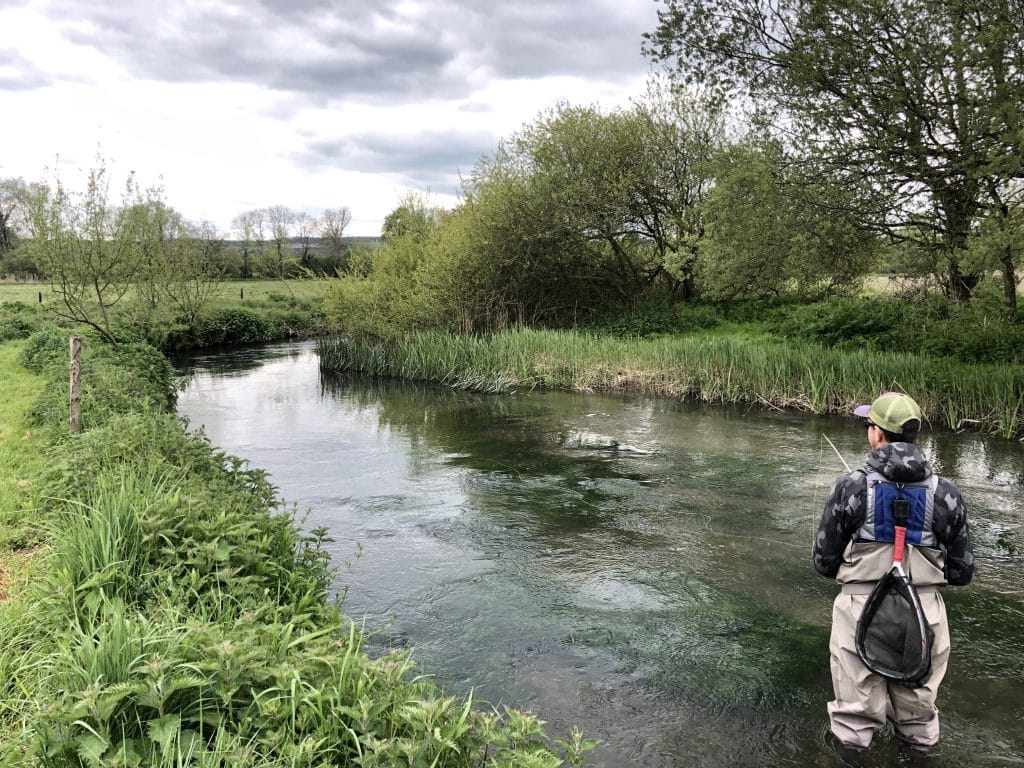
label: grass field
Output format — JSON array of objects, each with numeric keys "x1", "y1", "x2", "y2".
[
  {"x1": 0, "y1": 342, "x2": 47, "y2": 602},
  {"x1": 0, "y1": 278, "x2": 330, "y2": 305}
]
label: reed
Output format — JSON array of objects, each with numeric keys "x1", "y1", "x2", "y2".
[{"x1": 318, "y1": 329, "x2": 1024, "y2": 438}]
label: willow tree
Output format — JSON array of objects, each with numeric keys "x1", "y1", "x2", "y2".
[
  {"x1": 645, "y1": 0, "x2": 1024, "y2": 306},
  {"x1": 465, "y1": 90, "x2": 724, "y2": 311}
]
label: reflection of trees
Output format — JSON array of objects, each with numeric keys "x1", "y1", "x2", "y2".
[
  {"x1": 173, "y1": 342, "x2": 310, "y2": 378},
  {"x1": 925, "y1": 431, "x2": 1024, "y2": 487}
]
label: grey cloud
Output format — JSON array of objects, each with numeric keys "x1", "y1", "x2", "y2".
[
  {"x1": 0, "y1": 48, "x2": 55, "y2": 91},
  {"x1": 294, "y1": 129, "x2": 496, "y2": 191},
  {"x1": 42, "y1": 0, "x2": 653, "y2": 101}
]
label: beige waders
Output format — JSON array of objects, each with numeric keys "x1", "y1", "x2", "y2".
[{"x1": 827, "y1": 587, "x2": 950, "y2": 749}]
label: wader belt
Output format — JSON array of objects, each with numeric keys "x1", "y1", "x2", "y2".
[{"x1": 842, "y1": 583, "x2": 940, "y2": 595}]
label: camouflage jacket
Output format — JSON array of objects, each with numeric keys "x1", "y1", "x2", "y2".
[{"x1": 812, "y1": 443, "x2": 974, "y2": 586}]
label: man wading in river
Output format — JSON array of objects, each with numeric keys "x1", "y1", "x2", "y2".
[{"x1": 812, "y1": 392, "x2": 974, "y2": 764}]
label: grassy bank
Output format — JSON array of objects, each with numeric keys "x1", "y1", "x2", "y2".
[
  {"x1": 317, "y1": 328, "x2": 1024, "y2": 439},
  {"x1": 0, "y1": 331, "x2": 588, "y2": 767}
]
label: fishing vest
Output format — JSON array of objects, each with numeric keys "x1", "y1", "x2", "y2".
[
  {"x1": 837, "y1": 470, "x2": 947, "y2": 587},
  {"x1": 857, "y1": 470, "x2": 939, "y2": 548}
]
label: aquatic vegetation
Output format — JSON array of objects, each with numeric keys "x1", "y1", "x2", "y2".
[{"x1": 317, "y1": 329, "x2": 1024, "y2": 438}]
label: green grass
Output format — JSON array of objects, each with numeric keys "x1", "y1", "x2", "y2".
[
  {"x1": 0, "y1": 342, "x2": 48, "y2": 600},
  {"x1": 0, "y1": 279, "x2": 329, "y2": 306},
  {"x1": 318, "y1": 328, "x2": 1024, "y2": 438}
]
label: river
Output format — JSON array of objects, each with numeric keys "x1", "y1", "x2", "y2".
[{"x1": 174, "y1": 340, "x2": 1024, "y2": 768}]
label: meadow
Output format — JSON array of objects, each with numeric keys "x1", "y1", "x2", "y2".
[{"x1": 0, "y1": 279, "x2": 329, "y2": 306}]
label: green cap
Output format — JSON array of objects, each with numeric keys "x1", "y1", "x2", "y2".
[{"x1": 853, "y1": 392, "x2": 922, "y2": 434}]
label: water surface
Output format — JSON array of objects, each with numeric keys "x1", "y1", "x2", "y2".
[{"x1": 175, "y1": 340, "x2": 1024, "y2": 768}]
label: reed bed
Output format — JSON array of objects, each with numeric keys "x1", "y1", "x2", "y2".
[{"x1": 318, "y1": 329, "x2": 1024, "y2": 439}]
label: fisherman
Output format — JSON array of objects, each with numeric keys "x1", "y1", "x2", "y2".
[{"x1": 812, "y1": 392, "x2": 974, "y2": 762}]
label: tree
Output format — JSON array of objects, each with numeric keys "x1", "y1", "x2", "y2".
[
  {"x1": 293, "y1": 211, "x2": 315, "y2": 268},
  {"x1": 700, "y1": 138, "x2": 879, "y2": 298},
  {"x1": 381, "y1": 192, "x2": 443, "y2": 242},
  {"x1": 24, "y1": 160, "x2": 157, "y2": 344},
  {"x1": 466, "y1": 93, "x2": 723, "y2": 309},
  {"x1": 644, "y1": 0, "x2": 1024, "y2": 305},
  {"x1": 0, "y1": 177, "x2": 29, "y2": 257},
  {"x1": 125, "y1": 195, "x2": 178, "y2": 311},
  {"x1": 320, "y1": 206, "x2": 352, "y2": 259},
  {"x1": 262, "y1": 204, "x2": 294, "y2": 284},
  {"x1": 161, "y1": 218, "x2": 226, "y2": 325},
  {"x1": 231, "y1": 209, "x2": 261, "y2": 279}
]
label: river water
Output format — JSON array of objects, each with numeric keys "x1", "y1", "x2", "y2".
[{"x1": 174, "y1": 340, "x2": 1024, "y2": 768}]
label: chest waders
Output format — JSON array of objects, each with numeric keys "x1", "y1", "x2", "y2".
[{"x1": 854, "y1": 479, "x2": 935, "y2": 687}]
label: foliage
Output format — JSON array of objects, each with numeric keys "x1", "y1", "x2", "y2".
[
  {"x1": 644, "y1": 0, "x2": 1024, "y2": 307},
  {"x1": 0, "y1": 301, "x2": 47, "y2": 342},
  {"x1": 579, "y1": 299, "x2": 722, "y2": 338},
  {"x1": 0, "y1": 177, "x2": 30, "y2": 258},
  {"x1": 327, "y1": 90, "x2": 730, "y2": 339},
  {"x1": 770, "y1": 291, "x2": 1024, "y2": 366},
  {"x1": 699, "y1": 138, "x2": 879, "y2": 298},
  {"x1": 23, "y1": 160, "x2": 154, "y2": 344},
  {"x1": 0, "y1": 336, "x2": 589, "y2": 767},
  {"x1": 22, "y1": 159, "x2": 229, "y2": 345},
  {"x1": 16, "y1": 329, "x2": 177, "y2": 436}
]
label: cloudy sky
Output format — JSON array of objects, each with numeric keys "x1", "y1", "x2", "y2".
[{"x1": 1, "y1": 0, "x2": 661, "y2": 236}]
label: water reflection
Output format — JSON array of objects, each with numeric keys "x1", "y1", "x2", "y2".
[{"x1": 176, "y1": 341, "x2": 1024, "y2": 768}]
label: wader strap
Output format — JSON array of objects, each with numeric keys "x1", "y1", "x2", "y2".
[{"x1": 842, "y1": 583, "x2": 939, "y2": 595}]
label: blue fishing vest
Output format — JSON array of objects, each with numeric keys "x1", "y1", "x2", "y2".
[{"x1": 856, "y1": 470, "x2": 939, "y2": 548}]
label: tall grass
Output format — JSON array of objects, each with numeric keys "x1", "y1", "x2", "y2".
[{"x1": 318, "y1": 328, "x2": 1024, "y2": 438}]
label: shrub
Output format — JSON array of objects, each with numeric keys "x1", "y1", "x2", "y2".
[
  {"x1": 0, "y1": 301, "x2": 47, "y2": 342},
  {"x1": 582, "y1": 300, "x2": 722, "y2": 338}
]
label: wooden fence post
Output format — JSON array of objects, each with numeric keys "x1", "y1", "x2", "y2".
[{"x1": 69, "y1": 336, "x2": 81, "y2": 434}]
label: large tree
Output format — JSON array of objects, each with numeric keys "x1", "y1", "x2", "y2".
[
  {"x1": 644, "y1": 0, "x2": 1024, "y2": 304},
  {"x1": 700, "y1": 138, "x2": 880, "y2": 298},
  {"x1": 470, "y1": 91, "x2": 724, "y2": 308}
]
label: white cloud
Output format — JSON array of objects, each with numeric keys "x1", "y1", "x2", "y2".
[{"x1": 1, "y1": 0, "x2": 659, "y2": 235}]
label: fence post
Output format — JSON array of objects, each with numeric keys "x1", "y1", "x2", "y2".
[{"x1": 69, "y1": 336, "x2": 81, "y2": 434}]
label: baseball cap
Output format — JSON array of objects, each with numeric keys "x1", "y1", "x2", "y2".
[{"x1": 853, "y1": 392, "x2": 922, "y2": 434}]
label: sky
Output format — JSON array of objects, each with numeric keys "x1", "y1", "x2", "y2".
[{"x1": 1, "y1": 0, "x2": 662, "y2": 237}]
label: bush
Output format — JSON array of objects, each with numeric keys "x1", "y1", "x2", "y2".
[
  {"x1": 19, "y1": 332, "x2": 177, "y2": 431},
  {"x1": 0, "y1": 301, "x2": 47, "y2": 342},
  {"x1": 769, "y1": 294, "x2": 1024, "y2": 365},
  {"x1": 17, "y1": 327, "x2": 68, "y2": 371},
  {"x1": 581, "y1": 300, "x2": 722, "y2": 338}
]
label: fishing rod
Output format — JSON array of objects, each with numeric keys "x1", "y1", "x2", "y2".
[{"x1": 822, "y1": 434, "x2": 851, "y2": 472}]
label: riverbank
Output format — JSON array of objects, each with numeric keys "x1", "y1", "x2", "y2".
[
  {"x1": 0, "y1": 332, "x2": 588, "y2": 766},
  {"x1": 317, "y1": 328, "x2": 1024, "y2": 439}
]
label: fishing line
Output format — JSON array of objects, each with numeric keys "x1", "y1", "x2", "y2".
[{"x1": 823, "y1": 434, "x2": 852, "y2": 472}]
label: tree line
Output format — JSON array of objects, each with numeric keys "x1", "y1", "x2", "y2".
[
  {"x1": 0, "y1": 163, "x2": 361, "y2": 342},
  {"x1": 324, "y1": 81, "x2": 1022, "y2": 341},
  {"x1": 0, "y1": 178, "x2": 359, "y2": 283}
]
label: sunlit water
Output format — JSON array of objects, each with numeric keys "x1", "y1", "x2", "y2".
[{"x1": 174, "y1": 340, "x2": 1024, "y2": 768}]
